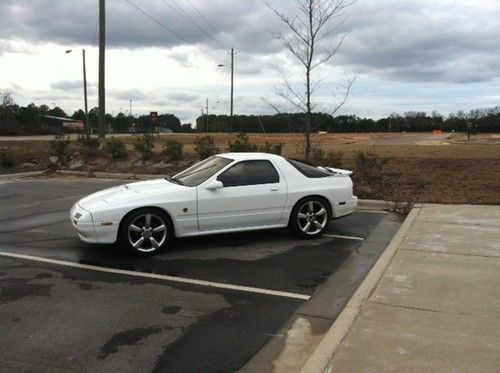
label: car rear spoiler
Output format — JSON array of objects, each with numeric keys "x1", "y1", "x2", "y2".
[{"x1": 317, "y1": 166, "x2": 353, "y2": 176}]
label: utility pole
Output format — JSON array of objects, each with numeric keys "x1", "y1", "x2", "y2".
[
  {"x1": 98, "y1": 0, "x2": 106, "y2": 137},
  {"x1": 217, "y1": 48, "x2": 235, "y2": 132},
  {"x1": 82, "y1": 49, "x2": 89, "y2": 135},
  {"x1": 205, "y1": 98, "x2": 209, "y2": 133},
  {"x1": 129, "y1": 99, "x2": 132, "y2": 116},
  {"x1": 200, "y1": 107, "x2": 204, "y2": 132},
  {"x1": 230, "y1": 47, "x2": 234, "y2": 132}
]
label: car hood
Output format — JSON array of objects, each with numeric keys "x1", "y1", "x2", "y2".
[{"x1": 78, "y1": 179, "x2": 185, "y2": 210}]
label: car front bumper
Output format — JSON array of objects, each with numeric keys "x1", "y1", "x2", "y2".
[{"x1": 70, "y1": 203, "x2": 118, "y2": 244}]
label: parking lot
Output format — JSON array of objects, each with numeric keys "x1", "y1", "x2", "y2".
[{"x1": 0, "y1": 177, "x2": 401, "y2": 372}]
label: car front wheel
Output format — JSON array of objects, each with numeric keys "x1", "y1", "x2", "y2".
[
  {"x1": 119, "y1": 208, "x2": 172, "y2": 256},
  {"x1": 290, "y1": 198, "x2": 330, "y2": 238}
]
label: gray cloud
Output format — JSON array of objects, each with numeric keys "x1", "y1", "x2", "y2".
[
  {"x1": 3, "y1": 0, "x2": 499, "y2": 84},
  {"x1": 108, "y1": 89, "x2": 200, "y2": 105},
  {"x1": 110, "y1": 88, "x2": 153, "y2": 101},
  {"x1": 333, "y1": 0, "x2": 500, "y2": 83},
  {"x1": 0, "y1": 38, "x2": 37, "y2": 56},
  {"x1": 50, "y1": 80, "x2": 97, "y2": 90},
  {"x1": 164, "y1": 91, "x2": 200, "y2": 103},
  {"x1": 0, "y1": 0, "x2": 277, "y2": 56},
  {"x1": 1, "y1": 0, "x2": 500, "y2": 123}
]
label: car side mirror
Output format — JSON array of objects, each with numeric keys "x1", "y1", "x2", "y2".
[{"x1": 205, "y1": 180, "x2": 223, "y2": 190}]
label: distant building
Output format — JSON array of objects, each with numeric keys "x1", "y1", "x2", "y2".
[
  {"x1": 157, "y1": 127, "x2": 173, "y2": 133},
  {"x1": 63, "y1": 120, "x2": 84, "y2": 132}
]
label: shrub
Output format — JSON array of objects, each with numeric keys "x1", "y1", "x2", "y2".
[
  {"x1": 77, "y1": 134, "x2": 101, "y2": 158},
  {"x1": 310, "y1": 148, "x2": 326, "y2": 166},
  {"x1": 228, "y1": 133, "x2": 257, "y2": 152},
  {"x1": 310, "y1": 148, "x2": 343, "y2": 168},
  {"x1": 104, "y1": 137, "x2": 127, "y2": 160},
  {"x1": 194, "y1": 135, "x2": 219, "y2": 159},
  {"x1": 257, "y1": 141, "x2": 284, "y2": 155},
  {"x1": 162, "y1": 139, "x2": 184, "y2": 161},
  {"x1": 51, "y1": 134, "x2": 71, "y2": 158},
  {"x1": 354, "y1": 150, "x2": 388, "y2": 182},
  {"x1": 228, "y1": 133, "x2": 284, "y2": 155},
  {"x1": 325, "y1": 150, "x2": 343, "y2": 168},
  {"x1": 0, "y1": 149, "x2": 14, "y2": 168},
  {"x1": 134, "y1": 133, "x2": 156, "y2": 161}
]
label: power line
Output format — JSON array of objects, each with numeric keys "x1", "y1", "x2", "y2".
[
  {"x1": 207, "y1": 54, "x2": 231, "y2": 104},
  {"x1": 123, "y1": 0, "x2": 219, "y2": 61},
  {"x1": 185, "y1": 0, "x2": 219, "y2": 34},
  {"x1": 185, "y1": 0, "x2": 233, "y2": 47},
  {"x1": 209, "y1": 73, "x2": 230, "y2": 111},
  {"x1": 91, "y1": 16, "x2": 99, "y2": 47},
  {"x1": 161, "y1": 0, "x2": 226, "y2": 49}
]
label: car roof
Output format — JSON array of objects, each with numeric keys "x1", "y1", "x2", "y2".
[{"x1": 218, "y1": 152, "x2": 284, "y2": 161}]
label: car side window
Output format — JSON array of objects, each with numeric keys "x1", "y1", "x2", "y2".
[{"x1": 217, "y1": 160, "x2": 280, "y2": 187}]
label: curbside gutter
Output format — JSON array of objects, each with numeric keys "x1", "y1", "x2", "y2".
[{"x1": 299, "y1": 206, "x2": 422, "y2": 373}]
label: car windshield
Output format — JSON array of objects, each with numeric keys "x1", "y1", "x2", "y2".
[{"x1": 173, "y1": 156, "x2": 233, "y2": 187}]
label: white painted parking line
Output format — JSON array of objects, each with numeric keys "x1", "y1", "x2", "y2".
[
  {"x1": 323, "y1": 234, "x2": 364, "y2": 241},
  {"x1": 0, "y1": 251, "x2": 311, "y2": 301}
]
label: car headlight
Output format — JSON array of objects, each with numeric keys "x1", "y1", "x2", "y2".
[{"x1": 71, "y1": 204, "x2": 93, "y2": 225}]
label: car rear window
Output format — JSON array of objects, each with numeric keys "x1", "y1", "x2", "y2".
[{"x1": 286, "y1": 158, "x2": 331, "y2": 178}]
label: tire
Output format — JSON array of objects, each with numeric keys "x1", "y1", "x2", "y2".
[
  {"x1": 118, "y1": 208, "x2": 173, "y2": 256},
  {"x1": 290, "y1": 197, "x2": 330, "y2": 239}
]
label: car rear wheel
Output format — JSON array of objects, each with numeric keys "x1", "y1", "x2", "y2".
[
  {"x1": 119, "y1": 208, "x2": 172, "y2": 256},
  {"x1": 290, "y1": 197, "x2": 330, "y2": 238}
]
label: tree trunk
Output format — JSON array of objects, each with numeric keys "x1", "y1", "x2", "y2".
[
  {"x1": 305, "y1": 131, "x2": 311, "y2": 162},
  {"x1": 304, "y1": 0, "x2": 314, "y2": 162}
]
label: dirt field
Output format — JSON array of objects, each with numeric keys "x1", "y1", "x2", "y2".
[{"x1": 1, "y1": 132, "x2": 499, "y2": 205}]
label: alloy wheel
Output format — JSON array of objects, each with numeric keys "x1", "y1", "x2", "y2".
[
  {"x1": 127, "y1": 213, "x2": 167, "y2": 252},
  {"x1": 297, "y1": 200, "x2": 328, "y2": 235}
]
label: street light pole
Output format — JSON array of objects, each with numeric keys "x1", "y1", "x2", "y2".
[
  {"x1": 205, "y1": 98, "x2": 209, "y2": 133},
  {"x1": 66, "y1": 49, "x2": 89, "y2": 135}
]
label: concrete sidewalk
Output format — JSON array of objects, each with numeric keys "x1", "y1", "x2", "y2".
[{"x1": 306, "y1": 204, "x2": 500, "y2": 372}]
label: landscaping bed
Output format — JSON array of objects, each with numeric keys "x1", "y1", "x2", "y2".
[{"x1": 1, "y1": 133, "x2": 499, "y2": 205}]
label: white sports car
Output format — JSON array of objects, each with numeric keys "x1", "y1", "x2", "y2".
[{"x1": 70, "y1": 153, "x2": 357, "y2": 256}]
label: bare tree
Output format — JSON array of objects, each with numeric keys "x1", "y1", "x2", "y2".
[{"x1": 267, "y1": 0, "x2": 356, "y2": 161}]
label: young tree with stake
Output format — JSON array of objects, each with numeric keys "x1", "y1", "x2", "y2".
[{"x1": 267, "y1": 0, "x2": 356, "y2": 161}]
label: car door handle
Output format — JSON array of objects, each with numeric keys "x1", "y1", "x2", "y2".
[{"x1": 270, "y1": 188, "x2": 279, "y2": 192}]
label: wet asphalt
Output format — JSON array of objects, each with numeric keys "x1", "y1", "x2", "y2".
[{"x1": 0, "y1": 177, "x2": 399, "y2": 372}]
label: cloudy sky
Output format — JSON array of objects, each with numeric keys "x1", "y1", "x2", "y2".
[{"x1": 0, "y1": 0, "x2": 499, "y2": 124}]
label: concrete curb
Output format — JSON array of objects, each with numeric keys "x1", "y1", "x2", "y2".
[
  {"x1": 299, "y1": 206, "x2": 422, "y2": 373},
  {"x1": 0, "y1": 170, "x2": 46, "y2": 180},
  {"x1": 357, "y1": 199, "x2": 408, "y2": 211}
]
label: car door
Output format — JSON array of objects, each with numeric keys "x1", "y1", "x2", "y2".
[{"x1": 197, "y1": 160, "x2": 287, "y2": 232}]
